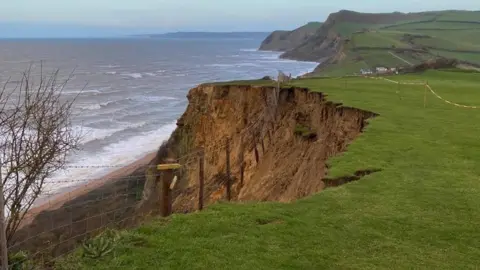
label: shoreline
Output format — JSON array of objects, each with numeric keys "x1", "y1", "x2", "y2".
[
  {"x1": 24, "y1": 152, "x2": 157, "y2": 224},
  {"x1": 24, "y1": 51, "x2": 316, "y2": 223}
]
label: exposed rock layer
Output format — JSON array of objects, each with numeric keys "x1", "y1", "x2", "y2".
[{"x1": 151, "y1": 84, "x2": 377, "y2": 212}]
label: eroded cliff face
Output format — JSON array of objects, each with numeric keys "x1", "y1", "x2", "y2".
[{"x1": 151, "y1": 84, "x2": 377, "y2": 212}]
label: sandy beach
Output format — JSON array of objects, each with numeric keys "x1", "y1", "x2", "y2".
[{"x1": 23, "y1": 152, "x2": 157, "y2": 224}]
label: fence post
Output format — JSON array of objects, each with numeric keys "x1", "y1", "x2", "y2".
[
  {"x1": 225, "y1": 138, "x2": 232, "y2": 201},
  {"x1": 161, "y1": 171, "x2": 170, "y2": 216},
  {"x1": 0, "y1": 158, "x2": 8, "y2": 270},
  {"x1": 198, "y1": 150, "x2": 205, "y2": 211},
  {"x1": 157, "y1": 162, "x2": 181, "y2": 217},
  {"x1": 424, "y1": 83, "x2": 428, "y2": 108}
]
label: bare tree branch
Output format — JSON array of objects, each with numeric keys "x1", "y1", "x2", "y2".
[{"x1": 0, "y1": 64, "x2": 81, "y2": 243}]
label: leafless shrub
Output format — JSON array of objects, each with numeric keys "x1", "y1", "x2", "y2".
[{"x1": 0, "y1": 65, "x2": 81, "y2": 242}]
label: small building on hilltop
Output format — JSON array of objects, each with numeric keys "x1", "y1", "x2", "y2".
[
  {"x1": 360, "y1": 68, "x2": 373, "y2": 75},
  {"x1": 376, "y1": 67, "x2": 388, "y2": 74}
]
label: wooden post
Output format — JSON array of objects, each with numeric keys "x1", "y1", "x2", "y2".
[
  {"x1": 161, "y1": 172, "x2": 170, "y2": 216},
  {"x1": 0, "y1": 158, "x2": 8, "y2": 270},
  {"x1": 226, "y1": 138, "x2": 232, "y2": 201},
  {"x1": 157, "y1": 163, "x2": 181, "y2": 217},
  {"x1": 198, "y1": 150, "x2": 205, "y2": 211},
  {"x1": 424, "y1": 83, "x2": 428, "y2": 108}
]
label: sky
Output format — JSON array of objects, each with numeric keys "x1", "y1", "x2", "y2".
[{"x1": 0, "y1": 0, "x2": 478, "y2": 38}]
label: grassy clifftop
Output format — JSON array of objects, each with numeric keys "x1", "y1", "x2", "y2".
[
  {"x1": 57, "y1": 70, "x2": 480, "y2": 269},
  {"x1": 260, "y1": 9, "x2": 480, "y2": 76}
]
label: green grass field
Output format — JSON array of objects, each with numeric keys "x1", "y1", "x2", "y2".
[
  {"x1": 315, "y1": 11, "x2": 480, "y2": 76},
  {"x1": 387, "y1": 21, "x2": 480, "y2": 30},
  {"x1": 436, "y1": 11, "x2": 480, "y2": 22},
  {"x1": 352, "y1": 31, "x2": 410, "y2": 49},
  {"x1": 57, "y1": 70, "x2": 480, "y2": 269}
]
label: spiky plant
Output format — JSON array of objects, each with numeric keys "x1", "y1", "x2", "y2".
[
  {"x1": 81, "y1": 229, "x2": 121, "y2": 259},
  {"x1": 82, "y1": 236, "x2": 113, "y2": 259}
]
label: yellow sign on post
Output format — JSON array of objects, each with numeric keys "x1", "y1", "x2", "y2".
[
  {"x1": 157, "y1": 163, "x2": 182, "y2": 171},
  {"x1": 156, "y1": 163, "x2": 181, "y2": 217}
]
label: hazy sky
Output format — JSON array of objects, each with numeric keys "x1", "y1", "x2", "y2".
[{"x1": 1, "y1": 0, "x2": 478, "y2": 37}]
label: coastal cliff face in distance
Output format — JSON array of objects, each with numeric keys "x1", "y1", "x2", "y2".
[
  {"x1": 259, "y1": 22, "x2": 322, "y2": 52},
  {"x1": 279, "y1": 10, "x2": 430, "y2": 62},
  {"x1": 149, "y1": 83, "x2": 377, "y2": 212},
  {"x1": 260, "y1": 9, "x2": 474, "y2": 74}
]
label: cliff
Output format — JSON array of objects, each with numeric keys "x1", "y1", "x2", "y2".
[
  {"x1": 278, "y1": 10, "x2": 434, "y2": 62},
  {"x1": 148, "y1": 83, "x2": 377, "y2": 212},
  {"x1": 259, "y1": 22, "x2": 322, "y2": 52},
  {"x1": 259, "y1": 9, "x2": 480, "y2": 75}
]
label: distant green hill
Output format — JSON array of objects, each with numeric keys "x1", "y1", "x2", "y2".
[
  {"x1": 260, "y1": 10, "x2": 480, "y2": 76},
  {"x1": 259, "y1": 22, "x2": 322, "y2": 52}
]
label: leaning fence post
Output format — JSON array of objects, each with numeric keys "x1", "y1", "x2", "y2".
[
  {"x1": 424, "y1": 83, "x2": 428, "y2": 108},
  {"x1": 198, "y1": 149, "x2": 205, "y2": 211},
  {"x1": 225, "y1": 138, "x2": 232, "y2": 201},
  {"x1": 0, "y1": 158, "x2": 8, "y2": 270},
  {"x1": 157, "y1": 162, "x2": 181, "y2": 217}
]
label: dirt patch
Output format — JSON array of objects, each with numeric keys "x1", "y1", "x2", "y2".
[
  {"x1": 322, "y1": 169, "x2": 381, "y2": 188},
  {"x1": 255, "y1": 218, "x2": 284, "y2": 225}
]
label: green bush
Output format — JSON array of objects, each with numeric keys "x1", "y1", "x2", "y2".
[
  {"x1": 8, "y1": 251, "x2": 33, "y2": 270},
  {"x1": 294, "y1": 124, "x2": 317, "y2": 139}
]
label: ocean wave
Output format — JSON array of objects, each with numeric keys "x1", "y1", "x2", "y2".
[
  {"x1": 77, "y1": 103, "x2": 102, "y2": 110},
  {"x1": 206, "y1": 63, "x2": 261, "y2": 68},
  {"x1": 75, "y1": 126, "x2": 124, "y2": 144},
  {"x1": 66, "y1": 89, "x2": 102, "y2": 95},
  {"x1": 98, "y1": 64, "x2": 120, "y2": 68},
  {"x1": 105, "y1": 71, "x2": 117, "y2": 75},
  {"x1": 205, "y1": 63, "x2": 234, "y2": 68},
  {"x1": 80, "y1": 121, "x2": 149, "y2": 144},
  {"x1": 77, "y1": 98, "x2": 135, "y2": 111},
  {"x1": 236, "y1": 63, "x2": 260, "y2": 67},
  {"x1": 144, "y1": 72, "x2": 156, "y2": 77},
  {"x1": 259, "y1": 54, "x2": 281, "y2": 60},
  {"x1": 133, "y1": 96, "x2": 178, "y2": 102},
  {"x1": 44, "y1": 121, "x2": 177, "y2": 192},
  {"x1": 240, "y1": 48, "x2": 258, "y2": 52},
  {"x1": 123, "y1": 73, "x2": 143, "y2": 79}
]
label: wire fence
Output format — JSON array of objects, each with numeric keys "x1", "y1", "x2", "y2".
[
  {"x1": 1, "y1": 75, "x2": 284, "y2": 268},
  {"x1": 0, "y1": 138, "x2": 245, "y2": 269},
  {"x1": 4, "y1": 171, "x2": 147, "y2": 268}
]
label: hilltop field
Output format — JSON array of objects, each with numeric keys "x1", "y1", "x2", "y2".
[
  {"x1": 57, "y1": 69, "x2": 480, "y2": 269},
  {"x1": 260, "y1": 10, "x2": 480, "y2": 76}
]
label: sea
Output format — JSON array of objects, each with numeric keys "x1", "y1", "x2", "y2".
[{"x1": 0, "y1": 37, "x2": 318, "y2": 194}]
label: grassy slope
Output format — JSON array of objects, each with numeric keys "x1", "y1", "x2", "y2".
[
  {"x1": 58, "y1": 70, "x2": 480, "y2": 269},
  {"x1": 315, "y1": 11, "x2": 480, "y2": 76}
]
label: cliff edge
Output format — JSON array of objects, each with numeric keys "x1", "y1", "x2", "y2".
[
  {"x1": 259, "y1": 22, "x2": 322, "y2": 52},
  {"x1": 148, "y1": 83, "x2": 377, "y2": 211}
]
